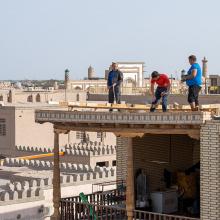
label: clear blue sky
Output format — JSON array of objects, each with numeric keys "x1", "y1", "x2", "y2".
[{"x1": 0, "y1": 0, "x2": 219, "y2": 80}]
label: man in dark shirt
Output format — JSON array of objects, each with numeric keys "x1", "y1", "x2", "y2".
[{"x1": 107, "y1": 62, "x2": 123, "y2": 111}]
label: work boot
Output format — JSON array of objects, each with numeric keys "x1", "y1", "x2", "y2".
[
  {"x1": 192, "y1": 106, "x2": 199, "y2": 111},
  {"x1": 150, "y1": 107, "x2": 156, "y2": 112}
]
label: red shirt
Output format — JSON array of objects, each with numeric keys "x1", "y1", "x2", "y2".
[{"x1": 151, "y1": 74, "x2": 170, "y2": 87}]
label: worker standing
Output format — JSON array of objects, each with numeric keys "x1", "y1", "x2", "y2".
[
  {"x1": 107, "y1": 62, "x2": 123, "y2": 111},
  {"x1": 181, "y1": 55, "x2": 202, "y2": 111},
  {"x1": 150, "y1": 71, "x2": 171, "y2": 112}
]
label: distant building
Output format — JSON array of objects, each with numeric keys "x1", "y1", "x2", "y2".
[
  {"x1": 105, "y1": 62, "x2": 145, "y2": 87},
  {"x1": 0, "y1": 103, "x2": 116, "y2": 157},
  {"x1": 0, "y1": 89, "x2": 87, "y2": 104},
  {"x1": 209, "y1": 74, "x2": 220, "y2": 94}
]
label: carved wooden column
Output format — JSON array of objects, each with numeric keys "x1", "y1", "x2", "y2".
[
  {"x1": 126, "y1": 137, "x2": 135, "y2": 220},
  {"x1": 51, "y1": 130, "x2": 61, "y2": 220}
]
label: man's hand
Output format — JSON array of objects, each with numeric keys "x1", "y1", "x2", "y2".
[
  {"x1": 112, "y1": 83, "x2": 116, "y2": 87},
  {"x1": 151, "y1": 95, "x2": 156, "y2": 102},
  {"x1": 161, "y1": 92, "x2": 168, "y2": 97},
  {"x1": 181, "y1": 75, "x2": 187, "y2": 82}
]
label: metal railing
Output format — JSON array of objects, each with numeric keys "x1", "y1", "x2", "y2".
[
  {"x1": 133, "y1": 210, "x2": 199, "y2": 220},
  {"x1": 62, "y1": 189, "x2": 126, "y2": 207},
  {"x1": 60, "y1": 199, "x2": 200, "y2": 220}
]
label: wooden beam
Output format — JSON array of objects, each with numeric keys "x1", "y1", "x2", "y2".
[{"x1": 54, "y1": 123, "x2": 200, "y2": 137}]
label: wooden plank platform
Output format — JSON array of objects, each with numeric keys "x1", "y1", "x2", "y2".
[{"x1": 61, "y1": 102, "x2": 220, "y2": 113}]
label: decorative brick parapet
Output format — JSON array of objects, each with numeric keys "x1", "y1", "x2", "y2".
[
  {"x1": 15, "y1": 145, "x2": 54, "y2": 153},
  {"x1": 0, "y1": 166, "x2": 116, "y2": 204},
  {"x1": 200, "y1": 120, "x2": 220, "y2": 220},
  {"x1": 15, "y1": 143, "x2": 116, "y2": 156},
  {"x1": 66, "y1": 145, "x2": 116, "y2": 156},
  {"x1": 0, "y1": 187, "x2": 43, "y2": 203},
  {"x1": 35, "y1": 110, "x2": 211, "y2": 125}
]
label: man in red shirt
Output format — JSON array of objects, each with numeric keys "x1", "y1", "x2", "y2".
[{"x1": 150, "y1": 71, "x2": 171, "y2": 112}]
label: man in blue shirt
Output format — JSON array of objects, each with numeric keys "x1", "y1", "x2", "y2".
[
  {"x1": 107, "y1": 62, "x2": 123, "y2": 111},
  {"x1": 182, "y1": 55, "x2": 202, "y2": 111}
]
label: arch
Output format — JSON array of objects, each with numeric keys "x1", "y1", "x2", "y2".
[
  {"x1": 86, "y1": 86, "x2": 95, "y2": 93},
  {"x1": 0, "y1": 95, "x2": 3, "y2": 101},
  {"x1": 74, "y1": 86, "x2": 82, "y2": 90},
  {"x1": 36, "y1": 93, "x2": 41, "y2": 102},
  {"x1": 124, "y1": 77, "x2": 136, "y2": 86},
  {"x1": 27, "y1": 95, "x2": 33, "y2": 102}
]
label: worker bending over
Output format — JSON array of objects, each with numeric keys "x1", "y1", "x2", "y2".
[
  {"x1": 150, "y1": 71, "x2": 170, "y2": 112},
  {"x1": 181, "y1": 55, "x2": 202, "y2": 111}
]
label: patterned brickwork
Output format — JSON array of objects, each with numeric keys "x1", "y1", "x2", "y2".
[
  {"x1": 116, "y1": 137, "x2": 129, "y2": 181},
  {"x1": 36, "y1": 110, "x2": 211, "y2": 125},
  {"x1": 200, "y1": 121, "x2": 220, "y2": 220}
]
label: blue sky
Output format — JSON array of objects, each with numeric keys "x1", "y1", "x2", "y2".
[{"x1": 0, "y1": 0, "x2": 219, "y2": 80}]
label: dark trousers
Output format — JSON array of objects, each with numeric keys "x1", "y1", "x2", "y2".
[
  {"x1": 108, "y1": 86, "x2": 121, "y2": 104},
  {"x1": 188, "y1": 85, "x2": 201, "y2": 106},
  {"x1": 150, "y1": 87, "x2": 168, "y2": 112}
]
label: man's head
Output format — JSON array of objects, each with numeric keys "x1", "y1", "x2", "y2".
[
  {"x1": 188, "y1": 55, "x2": 197, "y2": 65},
  {"x1": 112, "y1": 62, "x2": 118, "y2": 71},
  {"x1": 151, "y1": 71, "x2": 160, "y2": 80}
]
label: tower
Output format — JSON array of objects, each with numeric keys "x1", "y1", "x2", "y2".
[
  {"x1": 7, "y1": 90, "x2": 14, "y2": 103},
  {"x1": 64, "y1": 69, "x2": 70, "y2": 101},
  {"x1": 202, "y1": 57, "x2": 208, "y2": 94},
  {"x1": 88, "y1": 65, "x2": 95, "y2": 79},
  {"x1": 64, "y1": 69, "x2": 70, "y2": 90},
  {"x1": 54, "y1": 81, "x2": 58, "y2": 90}
]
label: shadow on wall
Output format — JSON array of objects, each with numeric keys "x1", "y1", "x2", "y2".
[{"x1": 0, "y1": 205, "x2": 50, "y2": 220}]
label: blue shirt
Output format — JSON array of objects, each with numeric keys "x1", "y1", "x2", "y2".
[
  {"x1": 107, "y1": 71, "x2": 118, "y2": 87},
  {"x1": 186, "y1": 63, "x2": 202, "y2": 87}
]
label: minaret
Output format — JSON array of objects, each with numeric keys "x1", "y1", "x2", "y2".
[
  {"x1": 7, "y1": 90, "x2": 14, "y2": 103},
  {"x1": 64, "y1": 69, "x2": 70, "y2": 101},
  {"x1": 64, "y1": 69, "x2": 70, "y2": 89},
  {"x1": 88, "y1": 65, "x2": 95, "y2": 79},
  {"x1": 202, "y1": 57, "x2": 208, "y2": 94}
]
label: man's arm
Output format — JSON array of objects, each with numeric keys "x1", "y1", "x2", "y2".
[
  {"x1": 107, "y1": 71, "x2": 112, "y2": 88},
  {"x1": 182, "y1": 69, "x2": 197, "y2": 81},
  {"x1": 116, "y1": 71, "x2": 123, "y2": 86},
  {"x1": 161, "y1": 78, "x2": 170, "y2": 96}
]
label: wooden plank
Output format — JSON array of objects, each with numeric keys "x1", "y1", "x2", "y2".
[{"x1": 65, "y1": 102, "x2": 220, "y2": 112}]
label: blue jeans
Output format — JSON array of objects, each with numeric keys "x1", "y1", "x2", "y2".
[{"x1": 150, "y1": 87, "x2": 168, "y2": 112}]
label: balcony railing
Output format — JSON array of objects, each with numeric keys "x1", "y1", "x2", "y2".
[
  {"x1": 60, "y1": 188, "x2": 199, "y2": 220},
  {"x1": 62, "y1": 189, "x2": 126, "y2": 207},
  {"x1": 60, "y1": 199, "x2": 199, "y2": 220}
]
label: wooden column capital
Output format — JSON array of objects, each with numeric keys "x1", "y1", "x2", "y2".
[
  {"x1": 54, "y1": 128, "x2": 69, "y2": 134},
  {"x1": 114, "y1": 132, "x2": 144, "y2": 138}
]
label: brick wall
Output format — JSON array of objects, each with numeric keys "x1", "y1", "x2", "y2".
[
  {"x1": 200, "y1": 121, "x2": 220, "y2": 220},
  {"x1": 116, "y1": 137, "x2": 129, "y2": 181},
  {"x1": 116, "y1": 134, "x2": 200, "y2": 191}
]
